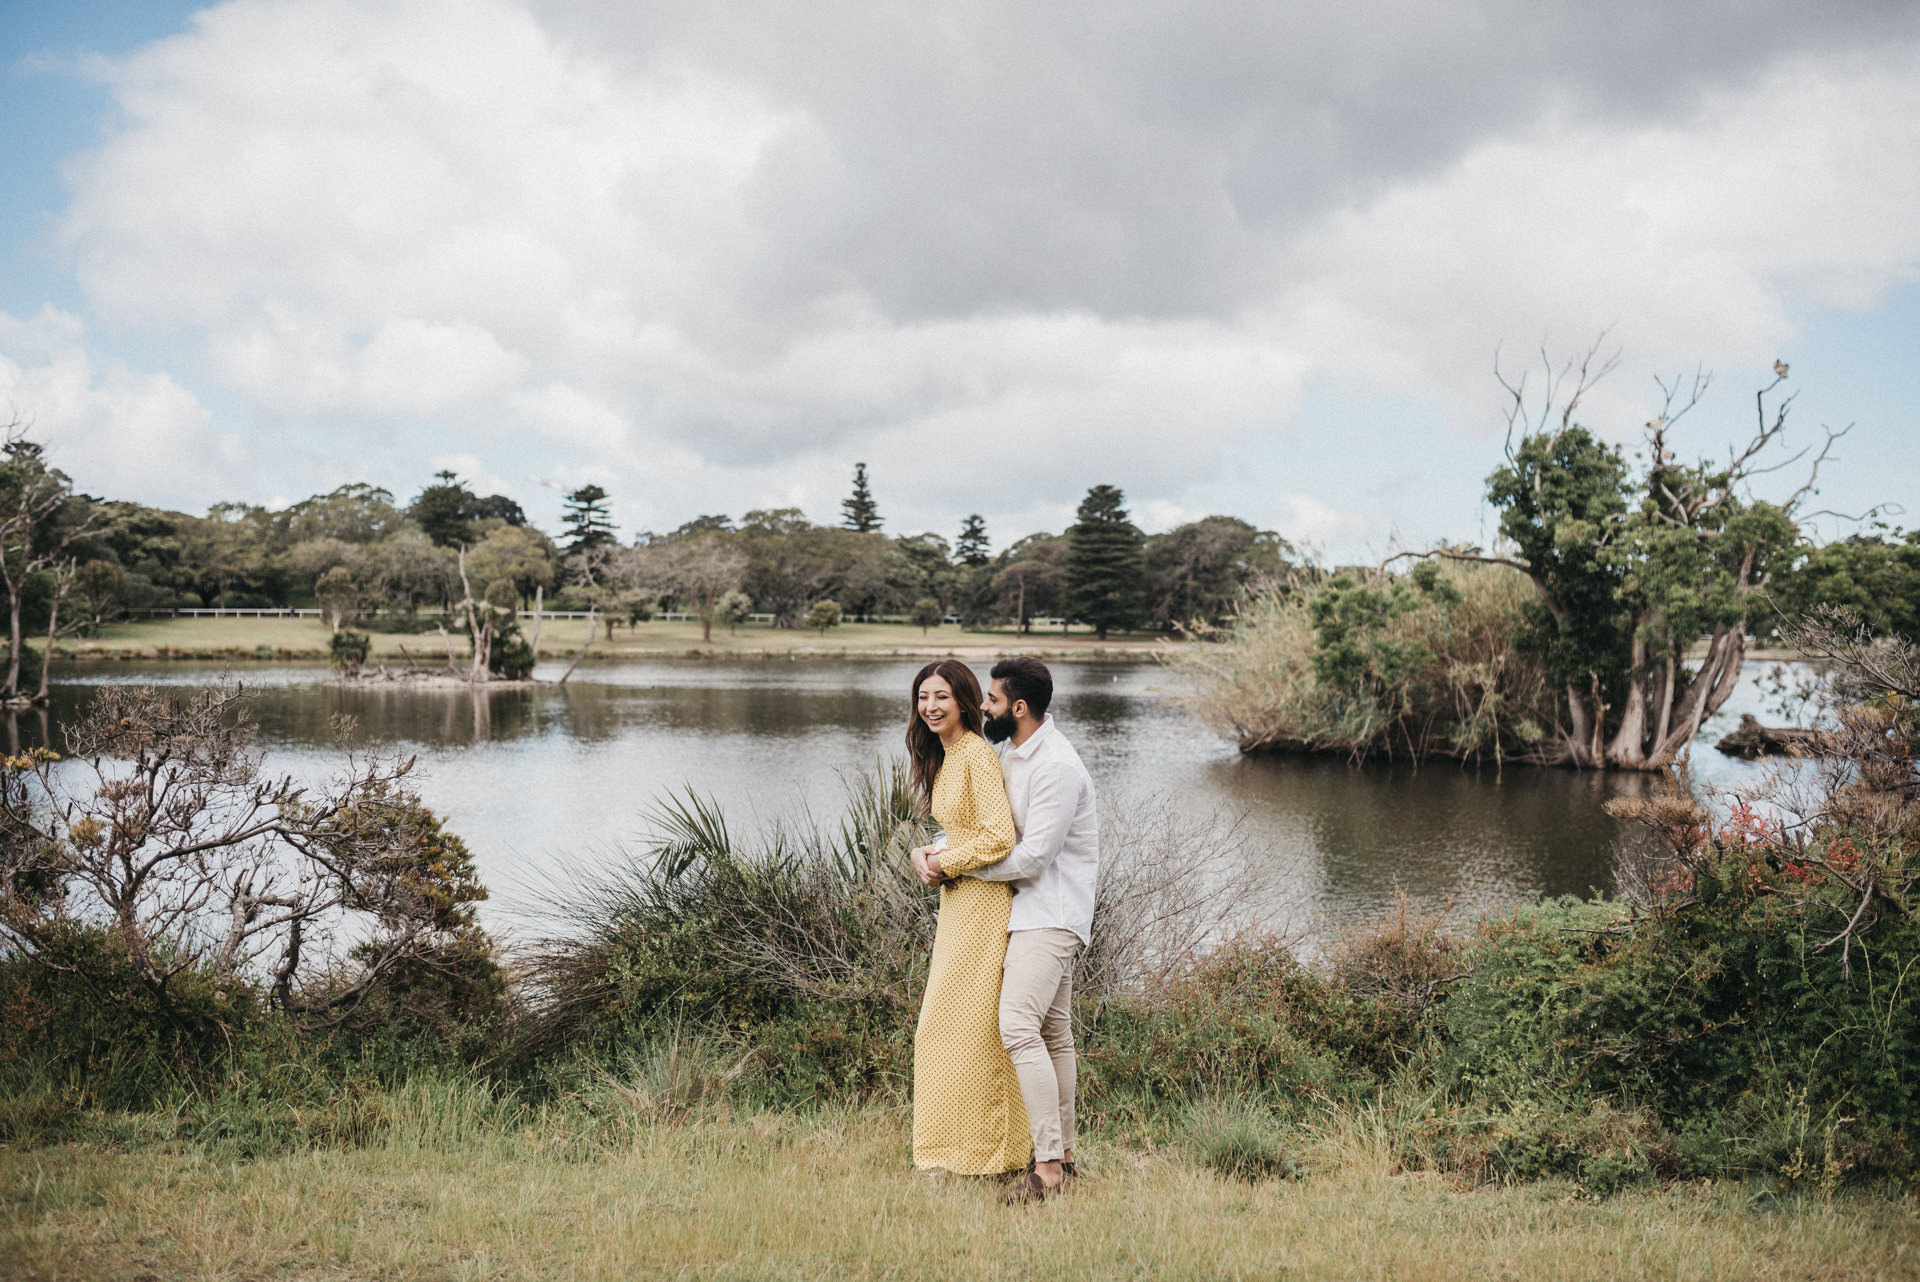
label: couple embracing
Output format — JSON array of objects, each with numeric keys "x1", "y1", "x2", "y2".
[{"x1": 904, "y1": 657, "x2": 1098, "y2": 1204}]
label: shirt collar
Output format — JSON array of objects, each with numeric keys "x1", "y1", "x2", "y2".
[{"x1": 1008, "y1": 713, "x2": 1055, "y2": 760}]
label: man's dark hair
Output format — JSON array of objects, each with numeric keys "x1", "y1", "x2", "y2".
[{"x1": 990, "y1": 656, "x2": 1053, "y2": 719}]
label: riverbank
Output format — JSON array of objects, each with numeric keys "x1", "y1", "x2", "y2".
[
  {"x1": 4, "y1": 1104, "x2": 1911, "y2": 1281},
  {"x1": 49, "y1": 615, "x2": 1174, "y2": 663}
]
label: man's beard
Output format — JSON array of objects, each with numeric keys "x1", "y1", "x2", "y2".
[{"x1": 982, "y1": 710, "x2": 1017, "y2": 743}]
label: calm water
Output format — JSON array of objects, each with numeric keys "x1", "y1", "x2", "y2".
[{"x1": 36, "y1": 657, "x2": 1784, "y2": 933}]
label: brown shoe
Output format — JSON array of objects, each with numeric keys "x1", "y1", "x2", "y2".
[
  {"x1": 1003, "y1": 1171, "x2": 1057, "y2": 1205},
  {"x1": 1061, "y1": 1160, "x2": 1078, "y2": 1180}
]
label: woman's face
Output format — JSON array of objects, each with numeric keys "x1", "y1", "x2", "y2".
[{"x1": 917, "y1": 673, "x2": 960, "y2": 739}]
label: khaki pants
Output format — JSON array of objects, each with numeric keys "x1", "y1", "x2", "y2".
[{"x1": 1000, "y1": 927, "x2": 1079, "y2": 1163}]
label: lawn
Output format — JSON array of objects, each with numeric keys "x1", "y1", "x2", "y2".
[
  {"x1": 3, "y1": 1106, "x2": 1913, "y2": 1281},
  {"x1": 58, "y1": 615, "x2": 1173, "y2": 662}
]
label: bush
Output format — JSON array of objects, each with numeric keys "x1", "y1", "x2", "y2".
[
  {"x1": 329, "y1": 627, "x2": 371, "y2": 675},
  {"x1": 1175, "y1": 560, "x2": 1555, "y2": 762}
]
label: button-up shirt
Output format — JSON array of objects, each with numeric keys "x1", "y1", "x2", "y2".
[{"x1": 970, "y1": 715, "x2": 1098, "y2": 944}]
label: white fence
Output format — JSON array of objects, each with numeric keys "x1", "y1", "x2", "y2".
[{"x1": 133, "y1": 607, "x2": 781, "y2": 622}]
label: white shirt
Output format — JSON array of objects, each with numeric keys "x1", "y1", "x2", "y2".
[{"x1": 971, "y1": 715, "x2": 1099, "y2": 944}]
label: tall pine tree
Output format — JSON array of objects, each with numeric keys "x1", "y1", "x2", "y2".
[
  {"x1": 561, "y1": 484, "x2": 618, "y2": 555},
  {"x1": 955, "y1": 514, "x2": 990, "y2": 566},
  {"x1": 1064, "y1": 484, "x2": 1145, "y2": 640},
  {"x1": 841, "y1": 463, "x2": 881, "y2": 533}
]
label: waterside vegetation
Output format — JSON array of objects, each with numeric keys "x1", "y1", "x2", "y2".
[
  {"x1": 1179, "y1": 351, "x2": 1920, "y2": 770},
  {"x1": 2, "y1": 612, "x2": 1915, "y2": 1277}
]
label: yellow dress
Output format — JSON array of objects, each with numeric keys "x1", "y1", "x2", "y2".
[{"x1": 911, "y1": 731, "x2": 1031, "y2": 1175}]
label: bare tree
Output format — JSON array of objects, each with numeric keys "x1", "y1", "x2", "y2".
[
  {"x1": 0, "y1": 683, "x2": 487, "y2": 1027},
  {"x1": 654, "y1": 535, "x2": 748, "y2": 642}
]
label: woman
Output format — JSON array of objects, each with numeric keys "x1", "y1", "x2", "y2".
[{"x1": 906, "y1": 659, "x2": 1031, "y2": 1177}]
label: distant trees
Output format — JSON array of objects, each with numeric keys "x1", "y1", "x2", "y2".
[
  {"x1": 653, "y1": 534, "x2": 748, "y2": 642},
  {"x1": 0, "y1": 432, "x2": 96, "y2": 702},
  {"x1": 1144, "y1": 516, "x2": 1291, "y2": 629},
  {"x1": 1768, "y1": 530, "x2": 1920, "y2": 641},
  {"x1": 1064, "y1": 485, "x2": 1146, "y2": 640},
  {"x1": 842, "y1": 463, "x2": 881, "y2": 533},
  {"x1": 993, "y1": 534, "x2": 1067, "y2": 633}
]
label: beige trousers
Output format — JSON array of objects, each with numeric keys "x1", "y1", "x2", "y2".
[{"x1": 999, "y1": 927, "x2": 1080, "y2": 1163}]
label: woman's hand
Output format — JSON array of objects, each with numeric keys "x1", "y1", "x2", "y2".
[{"x1": 910, "y1": 845, "x2": 947, "y2": 887}]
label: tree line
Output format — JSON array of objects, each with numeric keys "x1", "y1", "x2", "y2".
[{"x1": 0, "y1": 427, "x2": 1296, "y2": 698}]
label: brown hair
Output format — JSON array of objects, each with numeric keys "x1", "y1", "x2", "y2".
[{"x1": 906, "y1": 659, "x2": 984, "y2": 808}]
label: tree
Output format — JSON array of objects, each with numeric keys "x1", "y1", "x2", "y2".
[
  {"x1": 955, "y1": 514, "x2": 990, "y2": 566},
  {"x1": 1429, "y1": 343, "x2": 1841, "y2": 769},
  {"x1": 357, "y1": 531, "x2": 455, "y2": 615},
  {"x1": 656, "y1": 534, "x2": 749, "y2": 643},
  {"x1": 181, "y1": 503, "x2": 275, "y2": 608},
  {"x1": 841, "y1": 463, "x2": 881, "y2": 533},
  {"x1": 0, "y1": 432, "x2": 96, "y2": 701},
  {"x1": 715, "y1": 590, "x2": 754, "y2": 635},
  {"x1": 806, "y1": 599, "x2": 844, "y2": 634},
  {"x1": 737, "y1": 509, "x2": 901, "y2": 627},
  {"x1": 1769, "y1": 531, "x2": 1920, "y2": 641},
  {"x1": 0, "y1": 682, "x2": 489, "y2": 1031},
  {"x1": 1144, "y1": 516, "x2": 1292, "y2": 628},
  {"x1": 408, "y1": 472, "x2": 525, "y2": 549},
  {"x1": 465, "y1": 524, "x2": 556, "y2": 606},
  {"x1": 910, "y1": 597, "x2": 943, "y2": 634},
  {"x1": 894, "y1": 532, "x2": 956, "y2": 615},
  {"x1": 561, "y1": 484, "x2": 617, "y2": 556},
  {"x1": 992, "y1": 535, "x2": 1067, "y2": 633},
  {"x1": 1064, "y1": 485, "x2": 1146, "y2": 639},
  {"x1": 315, "y1": 565, "x2": 359, "y2": 630},
  {"x1": 283, "y1": 483, "x2": 402, "y2": 544},
  {"x1": 411, "y1": 472, "x2": 477, "y2": 548}
]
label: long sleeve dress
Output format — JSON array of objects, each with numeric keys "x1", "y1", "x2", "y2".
[{"x1": 911, "y1": 730, "x2": 1032, "y2": 1176}]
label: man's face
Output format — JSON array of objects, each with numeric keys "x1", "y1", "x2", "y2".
[{"x1": 982, "y1": 678, "x2": 1020, "y2": 744}]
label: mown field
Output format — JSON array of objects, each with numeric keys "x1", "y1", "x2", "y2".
[
  {"x1": 56, "y1": 614, "x2": 1171, "y2": 661},
  {"x1": 4, "y1": 1103, "x2": 1914, "y2": 1281}
]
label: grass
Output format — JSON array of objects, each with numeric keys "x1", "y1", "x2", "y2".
[
  {"x1": 3, "y1": 1104, "x2": 1913, "y2": 1281},
  {"x1": 57, "y1": 615, "x2": 1173, "y2": 662}
]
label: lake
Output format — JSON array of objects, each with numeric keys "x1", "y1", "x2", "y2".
[{"x1": 37, "y1": 656, "x2": 1786, "y2": 935}]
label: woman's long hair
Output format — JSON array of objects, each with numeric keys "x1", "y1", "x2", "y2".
[{"x1": 906, "y1": 659, "x2": 985, "y2": 810}]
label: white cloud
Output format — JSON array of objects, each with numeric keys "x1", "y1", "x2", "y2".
[
  {"x1": 31, "y1": 0, "x2": 1920, "y2": 555},
  {"x1": 0, "y1": 307, "x2": 237, "y2": 513}
]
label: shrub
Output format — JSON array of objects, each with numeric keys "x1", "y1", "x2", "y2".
[
  {"x1": 329, "y1": 626, "x2": 371, "y2": 676},
  {"x1": 1174, "y1": 559, "x2": 1555, "y2": 762}
]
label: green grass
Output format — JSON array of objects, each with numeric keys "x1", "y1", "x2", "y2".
[
  {"x1": 3, "y1": 1103, "x2": 1913, "y2": 1280},
  {"x1": 59, "y1": 615, "x2": 1172, "y2": 662}
]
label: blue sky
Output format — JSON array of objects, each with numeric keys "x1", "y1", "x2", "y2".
[{"x1": 2, "y1": 0, "x2": 1916, "y2": 559}]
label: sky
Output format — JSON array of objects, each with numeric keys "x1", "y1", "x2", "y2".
[{"x1": 1, "y1": 0, "x2": 1917, "y2": 563}]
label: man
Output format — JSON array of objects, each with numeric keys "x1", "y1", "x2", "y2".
[{"x1": 914, "y1": 656, "x2": 1098, "y2": 1202}]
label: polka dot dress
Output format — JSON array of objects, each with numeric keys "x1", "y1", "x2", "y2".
[{"x1": 912, "y1": 732, "x2": 1032, "y2": 1176}]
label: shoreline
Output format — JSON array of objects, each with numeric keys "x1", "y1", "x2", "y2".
[{"x1": 48, "y1": 641, "x2": 1177, "y2": 665}]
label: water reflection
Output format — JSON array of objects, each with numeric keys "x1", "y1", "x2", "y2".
[{"x1": 39, "y1": 658, "x2": 1778, "y2": 932}]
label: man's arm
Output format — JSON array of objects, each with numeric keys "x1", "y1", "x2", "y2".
[{"x1": 973, "y1": 759, "x2": 1076, "y2": 884}]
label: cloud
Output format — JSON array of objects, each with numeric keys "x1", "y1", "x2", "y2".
[
  {"x1": 34, "y1": 0, "x2": 1920, "y2": 554},
  {"x1": 0, "y1": 307, "x2": 238, "y2": 513}
]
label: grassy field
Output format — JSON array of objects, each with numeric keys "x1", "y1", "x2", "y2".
[
  {"x1": 56, "y1": 615, "x2": 1172, "y2": 663},
  {"x1": 3, "y1": 1103, "x2": 1913, "y2": 1281}
]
